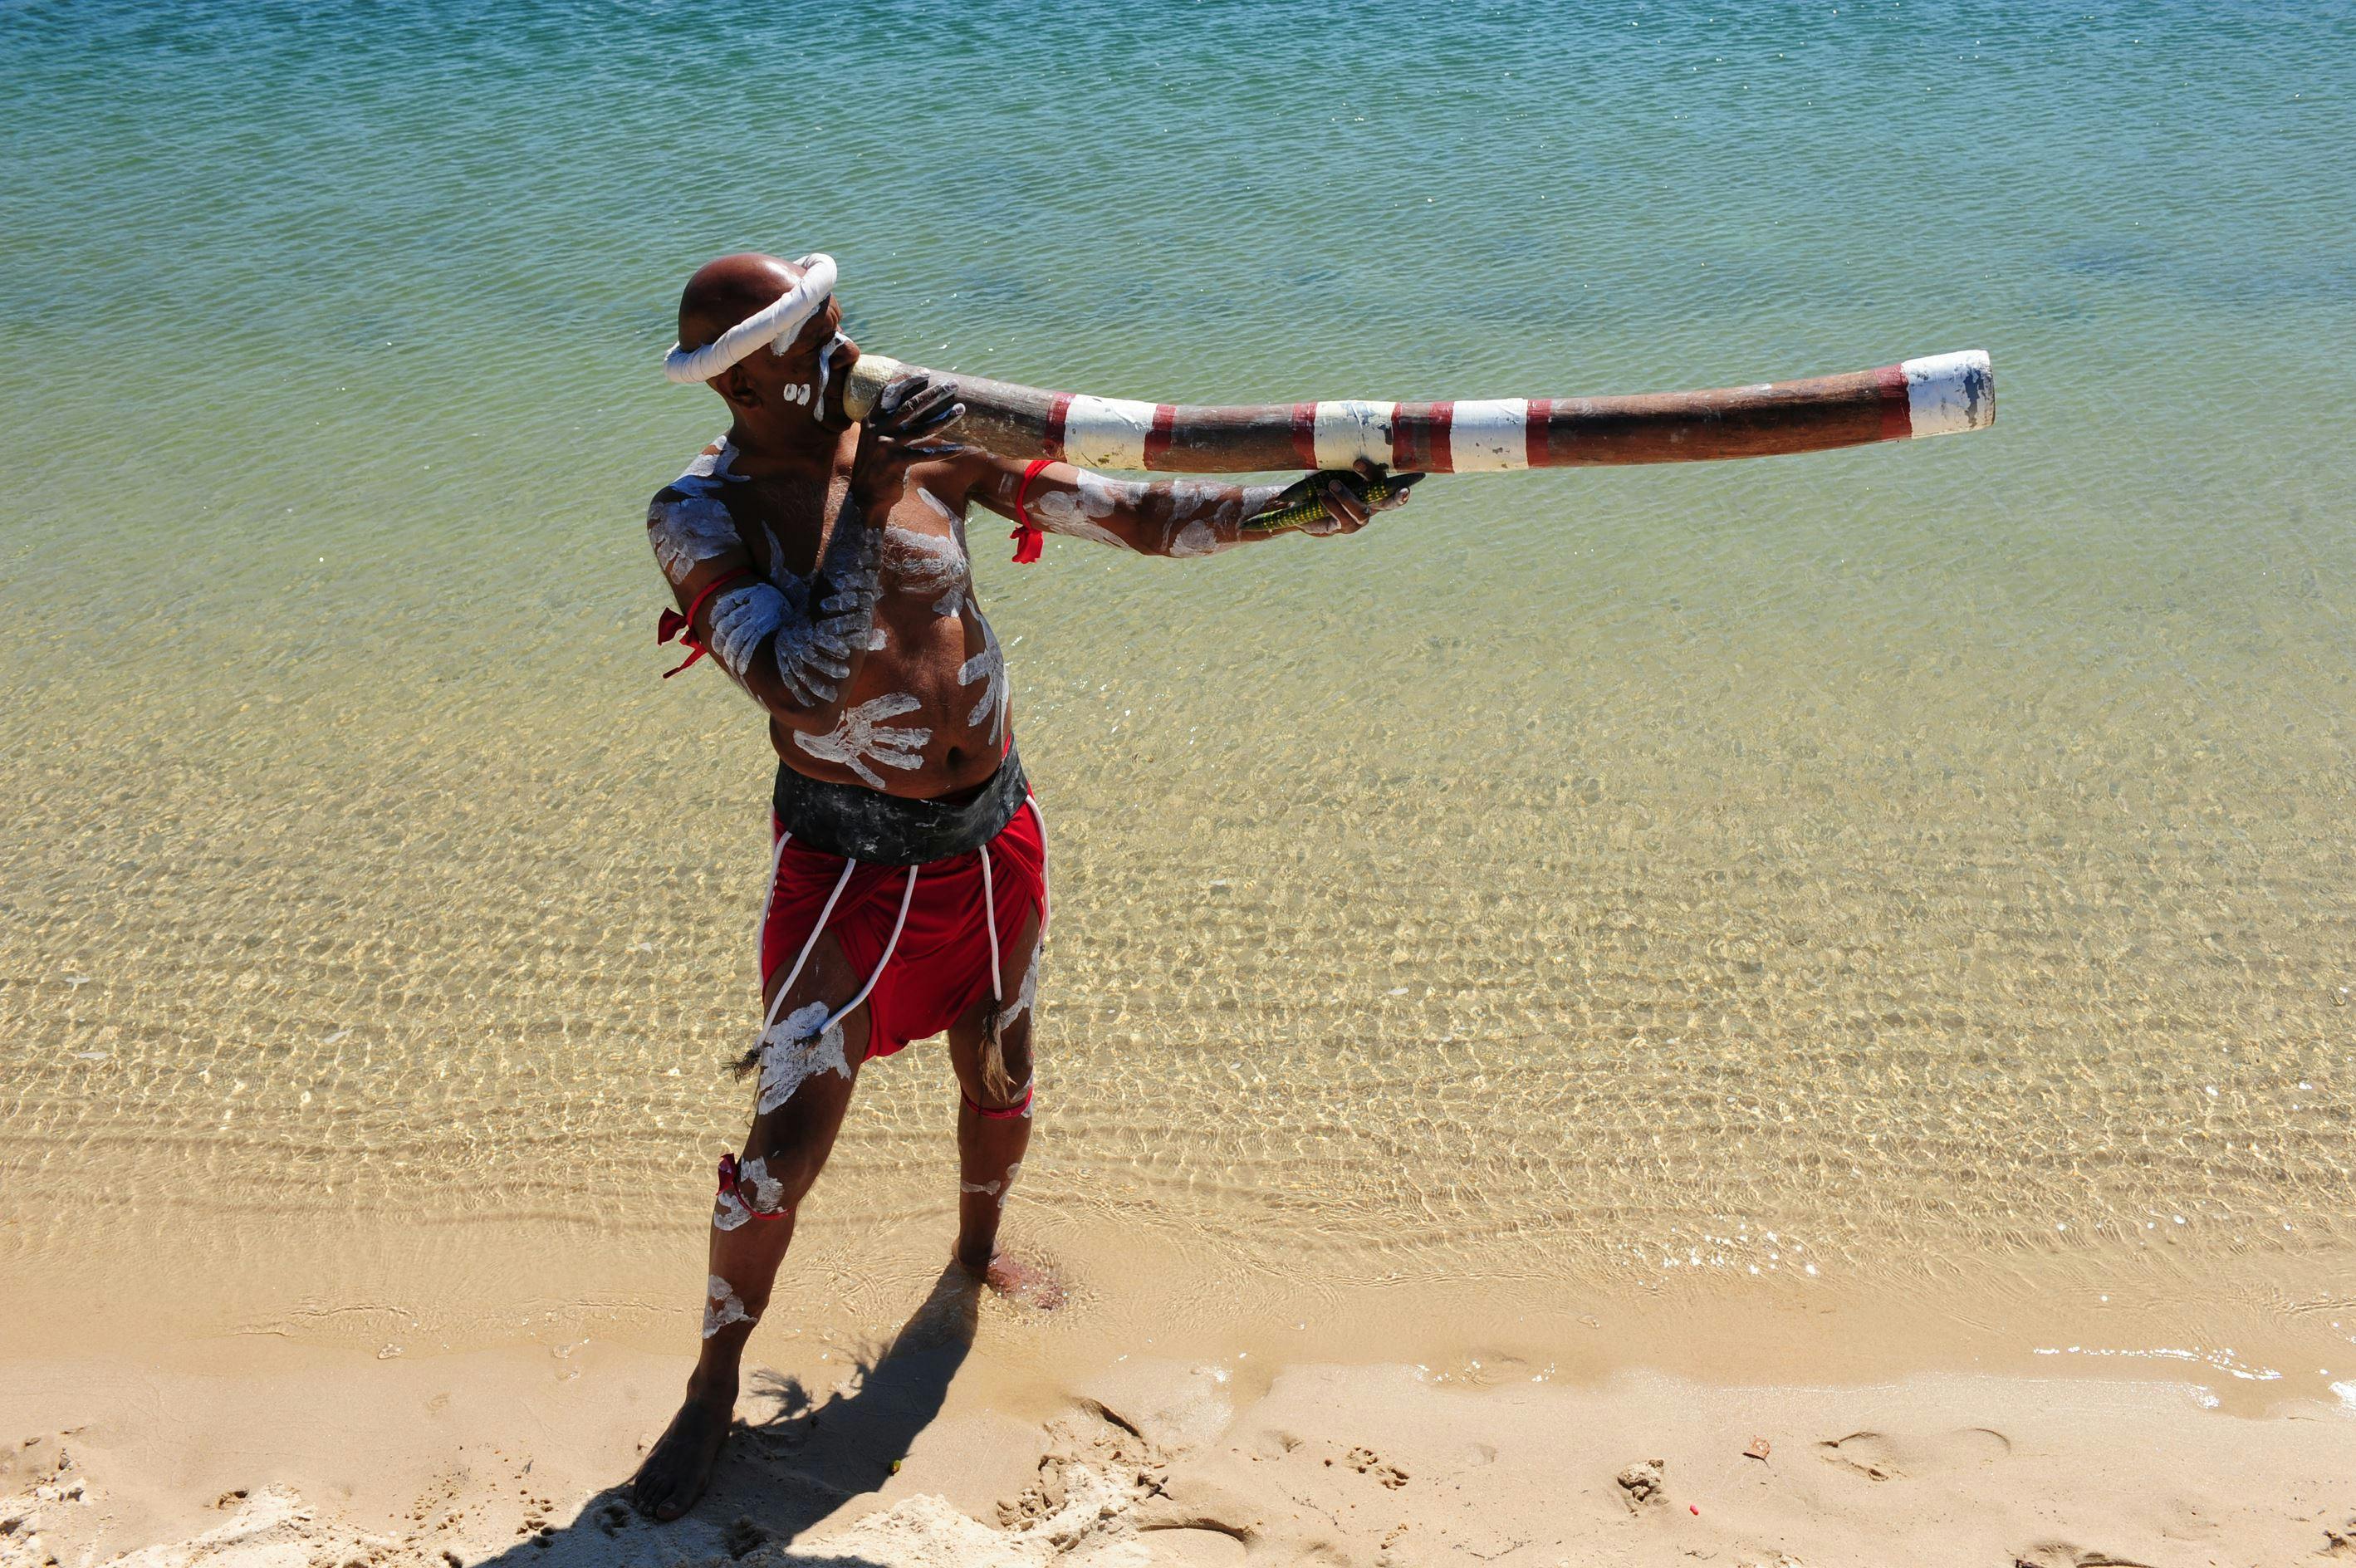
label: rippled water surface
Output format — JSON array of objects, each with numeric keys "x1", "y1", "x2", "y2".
[{"x1": 4, "y1": 2, "x2": 2354, "y2": 1371}]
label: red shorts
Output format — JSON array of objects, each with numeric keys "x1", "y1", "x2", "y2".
[{"x1": 757, "y1": 793, "x2": 1048, "y2": 1061}]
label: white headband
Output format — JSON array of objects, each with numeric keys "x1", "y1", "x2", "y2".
[{"x1": 662, "y1": 252, "x2": 838, "y2": 384}]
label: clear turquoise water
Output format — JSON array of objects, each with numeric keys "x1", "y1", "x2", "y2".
[{"x1": 4, "y1": 2, "x2": 2354, "y2": 1369}]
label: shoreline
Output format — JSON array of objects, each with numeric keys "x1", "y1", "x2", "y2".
[
  {"x1": 8, "y1": 1328, "x2": 2354, "y2": 1568},
  {"x1": 10, "y1": 1218, "x2": 2356, "y2": 1566}
]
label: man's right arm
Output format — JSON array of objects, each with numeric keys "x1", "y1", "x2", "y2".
[{"x1": 647, "y1": 487, "x2": 877, "y2": 734}]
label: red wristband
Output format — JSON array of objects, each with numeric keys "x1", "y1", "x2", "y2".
[{"x1": 1009, "y1": 458, "x2": 1053, "y2": 565}]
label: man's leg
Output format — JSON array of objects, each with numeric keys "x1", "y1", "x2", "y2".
[
  {"x1": 631, "y1": 930, "x2": 871, "y2": 1521},
  {"x1": 945, "y1": 911, "x2": 1055, "y2": 1301}
]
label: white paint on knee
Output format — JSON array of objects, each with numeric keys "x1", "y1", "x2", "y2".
[
  {"x1": 757, "y1": 1002, "x2": 852, "y2": 1115},
  {"x1": 737, "y1": 1155, "x2": 786, "y2": 1213},
  {"x1": 702, "y1": 1275, "x2": 755, "y2": 1339},
  {"x1": 713, "y1": 1186, "x2": 752, "y2": 1232}
]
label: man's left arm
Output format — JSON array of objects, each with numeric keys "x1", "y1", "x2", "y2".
[{"x1": 964, "y1": 455, "x2": 1419, "y2": 558}]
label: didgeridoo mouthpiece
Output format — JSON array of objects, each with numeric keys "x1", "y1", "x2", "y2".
[{"x1": 843, "y1": 350, "x2": 1995, "y2": 473}]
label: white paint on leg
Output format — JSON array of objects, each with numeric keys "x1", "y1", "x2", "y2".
[
  {"x1": 1061, "y1": 396, "x2": 1158, "y2": 469},
  {"x1": 702, "y1": 1275, "x2": 754, "y2": 1339},
  {"x1": 1447, "y1": 399, "x2": 1531, "y2": 472},
  {"x1": 1900, "y1": 349, "x2": 1996, "y2": 437},
  {"x1": 757, "y1": 1001, "x2": 853, "y2": 1115},
  {"x1": 1312, "y1": 400, "x2": 1397, "y2": 469},
  {"x1": 737, "y1": 1154, "x2": 786, "y2": 1213},
  {"x1": 713, "y1": 1186, "x2": 752, "y2": 1232}
]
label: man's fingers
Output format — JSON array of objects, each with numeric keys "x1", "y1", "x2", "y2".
[
  {"x1": 1323, "y1": 478, "x2": 1369, "y2": 527},
  {"x1": 1379, "y1": 471, "x2": 1426, "y2": 509}
]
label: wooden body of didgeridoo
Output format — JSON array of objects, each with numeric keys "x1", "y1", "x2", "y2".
[{"x1": 842, "y1": 349, "x2": 1994, "y2": 473}]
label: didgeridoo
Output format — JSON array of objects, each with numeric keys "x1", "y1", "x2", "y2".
[{"x1": 843, "y1": 349, "x2": 1994, "y2": 473}]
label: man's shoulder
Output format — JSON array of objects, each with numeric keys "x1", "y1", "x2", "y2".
[{"x1": 653, "y1": 435, "x2": 742, "y2": 506}]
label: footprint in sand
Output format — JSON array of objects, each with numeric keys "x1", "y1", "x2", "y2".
[{"x1": 1820, "y1": 1427, "x2": 2012, "y2": 1481}]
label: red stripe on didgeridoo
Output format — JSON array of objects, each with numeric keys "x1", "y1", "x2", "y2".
[
  {"x1": 1044, "y1": 392, "x2": 1074, "y2": 461},
  {"x1": 1873, "y1": 366, "x2": 1911, "y2": 442},
  {"x1": 1289, "y1": 404, "x2": 1320, "y2": 470},
  {"x1": 1524, "y1": 398, "x2": 1551, "y2": 468},
  {"x1": 1390, "y1": 402, "x2": 1456, "y2": 473},
  {"x1": 1144, "y1": 403, "x2": 1177, "y2": 468}
]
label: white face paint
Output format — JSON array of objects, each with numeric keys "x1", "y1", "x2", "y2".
[
  {"x1": 958, "y1": 600, "x2": 1010, "y2": 741},
  {"x1": 792, "y1": 693, "x2": 933, "y2": 790},
  {"x1": 707, "y1": 581, "x2": 788, "y2": 678},
  {"x1": 757, "y1": 1002, "x2": 852, "y2": 1115},
  {"x1": 648, "y1": 494, "x2": 742, "y2": 585},
  {"x1": 702, "y1": 1275, "x2": 754, "y2": 1339}
]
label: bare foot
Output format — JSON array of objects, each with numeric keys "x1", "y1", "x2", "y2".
[
  {"x1": 630, "y1": 1381, "x2": 735, "y2": 1521},
  {"x1": 960, "y1": 1249, "x2": 1064, "y2": 1309}
]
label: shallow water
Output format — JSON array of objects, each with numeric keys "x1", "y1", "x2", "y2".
[{"x1": 4, "y1": 2, "x2": 2354, "y2": 1389}]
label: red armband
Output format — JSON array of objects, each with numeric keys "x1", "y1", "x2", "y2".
[
  {"x1": 657, "y1": 568, "x2": 756, "y2": 679},
  {"x1": 1009, "y1": 458, "x2": 1053, "y2": 565}
]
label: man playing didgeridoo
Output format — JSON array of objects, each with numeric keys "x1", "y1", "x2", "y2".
[{"x1": 629, "y1": 251, "x2": 1420, "y2": 1518}]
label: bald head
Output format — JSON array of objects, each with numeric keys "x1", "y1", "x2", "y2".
[{"x1": 677, "y1": 252, "x2": 807, "y2": 353}]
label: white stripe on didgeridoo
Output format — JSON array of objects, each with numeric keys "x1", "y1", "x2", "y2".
[
  {"x1": 1060, "y1": 395, "x2": 1158, "y2": 468},
  {"x1": 1312, "y1": 400, "x2": 1397, "y2": 471},
  {"x1": 1899, "y1": 350, "x2": 1996, "y2": 438},
  {"x1": 1447, "y1": 399, "x2": 1531, "y2": 473}
]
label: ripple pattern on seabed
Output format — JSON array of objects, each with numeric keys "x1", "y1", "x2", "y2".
[{"x1": 2, "y1": 1, "x2": 2354, "y2": 1335}]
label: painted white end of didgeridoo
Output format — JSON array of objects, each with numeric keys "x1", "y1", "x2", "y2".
[
  {"x1": 1313, "y1": 400, "x2": 1397, "y2": 469},
  {"x1": 1062, "y1": 395, "x2": 1158, "y2": 468},
  {"x1": 840, "y1": 354, "x2": 904, "y2": 422},
  {"x1": 1900, "y1": 350, "x2": 1996, "y2": 438},
  {"x1": 1448, "y1": 399, "x2": 1531, "y2": 472}
]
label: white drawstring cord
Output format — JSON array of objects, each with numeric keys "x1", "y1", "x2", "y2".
[
  {"x1": 979, "y1": 843, "x2": 1002, "y2": 1002},
  {"x1": 755, "y1": 828, "x2": 793, "y2": 950},
  {"x1": 818, "y1": 866, "x2": 919, "y2": 1036},
  {"x1": 1025, "y1": 794, "x2": 1050, "y2": 936},
  {"x1": 753, "y1": 855, "x2": 856, "y2": 1048}
]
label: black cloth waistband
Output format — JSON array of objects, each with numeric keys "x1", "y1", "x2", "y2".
[{"x1": 771, "y1": 744, "x2": 1028, "y2": 866}]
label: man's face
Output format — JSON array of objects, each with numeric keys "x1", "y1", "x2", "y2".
[{"x1": 713, "y1": 298, "x2": 857, "y2": 426}]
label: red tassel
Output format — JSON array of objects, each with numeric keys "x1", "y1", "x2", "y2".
[{"x1": 1010, "y1": 522, "x2": 1044, "y2": 565}]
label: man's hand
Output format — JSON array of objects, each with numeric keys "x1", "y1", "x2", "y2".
[
  {"x1": 1261, "y1": 458, "x2": 1423, "y2": 537},
  {"x1": 862, "y1": 372, "x2": 965, "y2": 460}
]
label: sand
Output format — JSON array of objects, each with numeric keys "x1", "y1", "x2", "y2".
[{"x1": 10, "y1": 1318, "x2": 2356, "y2": 1568}]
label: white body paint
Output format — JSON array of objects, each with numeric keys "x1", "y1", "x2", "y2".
[
  {"x1": 757, "y1": 1002, "x2": 852, "y2": 1115},
  {"x1": 1167, "y1": 520, "x2": 1220, "y2": 557},
  {"x1": 1060, "y1": 395, "x2": 1158, "y2": 469},
  {"x1": 1312, "y1": 400, "x2": 1396, "y2": 469},
  {"x1": 1900, "y1": 350, "x2": 1996, "y2": 437},
  {"x1": 737, "y1": 1155, "x2": 786, "y2": 1211},
  {"x1": 1447, "y1": 399, "x2": 1531, "y2": 472},
  {"x1": 663, "y1": 252, "x2": 835, "y2": 383},
  {"x1": 648, "y1": 495, "x2": 742, "y2": 585},
  {"x1": 958, "y1": 601, "x2": 1010, "y2": 739},
  {"x1": 961, "y1": 1162, "x2": 1021, "y2": 1200},
  {"x1": 883, "y1": 523, "x2": 971, "y2": 615},
  {"x1": 707, "y1": 581, "x2": 788, "y2": 677},
  {"x1": 713, "y1": 1185, "x2": 752, "y2": 1232},
  {"x1": 702, "y1": 1275, "x2": 754, "y2": 1338},
  {"x1": 792, "y1": 693, "x2": 933, "y2": 790}
]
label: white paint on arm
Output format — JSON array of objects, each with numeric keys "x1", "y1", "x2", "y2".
[{"x1": 648, "y1": 494, "x2": 743, "y2": 585}]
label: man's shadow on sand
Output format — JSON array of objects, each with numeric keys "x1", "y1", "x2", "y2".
[{"x1": 478, "y1": 1264, "x2": 986, "y2": 1568}]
